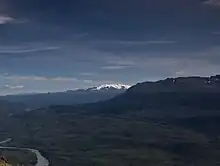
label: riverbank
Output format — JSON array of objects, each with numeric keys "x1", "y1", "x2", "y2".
[{"x1": 0, "y1": 138, "x2": 49, "y2": 166}]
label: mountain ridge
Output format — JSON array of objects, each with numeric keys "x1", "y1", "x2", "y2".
[
  {"x1": 128, "y1": 75, "x2": 220, "y2": 93},
  {"x1": 0, "y1": 84, "x2": 129, "y2": 109},
  {"x1": 68, "y1": 75, "x2": 220, "y2": 117}
]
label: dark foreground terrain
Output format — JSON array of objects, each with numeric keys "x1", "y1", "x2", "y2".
[
  {"x1": 0, "y1": 149, "x2": 37, "y2": 166},
  {"x1": 10, "y1": 110, "x2": 220, "y2": 166},
  {"x1": 2, "y1": 75, "x2": 220, "y2": 166}
]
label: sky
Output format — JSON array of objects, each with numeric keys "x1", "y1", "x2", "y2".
[{"x1": 0, "y1": 0, "x2": 220, "y2": 95}]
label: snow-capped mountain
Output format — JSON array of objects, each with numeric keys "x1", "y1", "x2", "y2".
[
  {"x1": 1, "y1": 84, "x2": 131, "y2": 108},
  {"x1": 87, "y1": 84, "x2": 131, "y2": 91}
]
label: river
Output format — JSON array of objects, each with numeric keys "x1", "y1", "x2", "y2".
[{"x1": 0, "y1": 138, "x2": 49, "y2": 166}]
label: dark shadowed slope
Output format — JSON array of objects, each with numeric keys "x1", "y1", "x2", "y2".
[{"x1": 69, "y1": 75, "x2": 220, "y2": 118}]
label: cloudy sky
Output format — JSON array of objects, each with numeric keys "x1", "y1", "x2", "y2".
[{"x1": 0, "y1": 0, "x2": 220, "y2": 95}]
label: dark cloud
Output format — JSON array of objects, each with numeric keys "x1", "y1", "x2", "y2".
[
  {"x1": 1, "y1": 0, "x2": 220, "y2": 42},
  {"x1": 3, "y1": 0, "x2": 219, "y2": 32},
  {"x1": 203, "y1": 0, "x2": 220, "y2": 7}
]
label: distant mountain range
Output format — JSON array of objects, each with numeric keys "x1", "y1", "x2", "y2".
[
  {"x1": 67, "y1": 75, "x2": 220, "y2": 118},
  {"x1": 0, "y1": 84, "x2": 130, "y2": 109},
  {"x1": 2, "y1": 75, "x2": 220, "y2": 116}
]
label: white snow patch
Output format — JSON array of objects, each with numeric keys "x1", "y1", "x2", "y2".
[{"x1": 88, "y1": 84, "x2": 131, "y2": 91}]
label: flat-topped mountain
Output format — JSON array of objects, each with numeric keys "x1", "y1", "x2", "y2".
[{"x1": 128, "y1": 75, "x2": 220, "y2": 93}]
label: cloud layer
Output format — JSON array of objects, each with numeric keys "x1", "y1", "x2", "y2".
[
  {"x1": 0, "y1": 46, "x2": 60, "y2": 54},
  {"x1": 3, "y1": 75, "x2": 78, "y2": 82},
  {"x1": 0, "y1": 15, "x2": 14, "y2": 24},
  {"x1": 3, "y1": 85, "x2": 24, "y2": 90}
]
